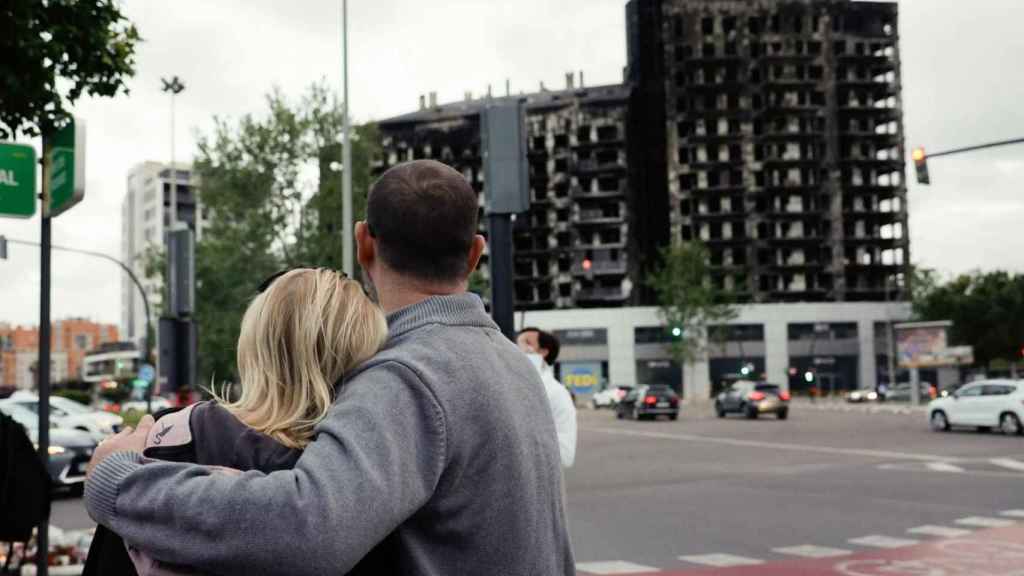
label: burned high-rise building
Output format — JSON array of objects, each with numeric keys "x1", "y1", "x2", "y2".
[
  {"x1": 376, "y1": 0, "x2": 908, "y2": 311},
  {"x1": 375, "y1": 79, "x2": 632, "y2": 309},
  {"x1": 628, "y1": 0, "x2": 909, "y2": 303}
]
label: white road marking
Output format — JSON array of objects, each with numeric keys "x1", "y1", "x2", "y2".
[
  {"x1": 679, "y1": 554, "x2": 764, "y2": 567},
  {"x1": 585, "y1": 427, "x2": 964, "y2": 463},
  {"x1": 991, "y1": 458, "x2": 1024, "y2": 472},
  {"x1": 576, "y1": 561, "x2": 661, "y2": 574},
  {"x1": 849, "y1": 535, "x2": 919, "y2": 549},
  {"x1": 907, "y1": 525, "x2": 972, "y2": 538},
  {"x1": 1000, "y1": 510, "x2": 1024, "y2": 518},
  {"x1": 877, "y1": 462, "x2": 1024, "y2": 479},
  {"x1": 955, "y1": 516, "x2": 1017, "y2": 528},
  {"x1": 773, "y1": 545, "x2": 852, "y2": 558},
  {"x1": 926, "y1": 462, "x2": 965, "y2": 473}
]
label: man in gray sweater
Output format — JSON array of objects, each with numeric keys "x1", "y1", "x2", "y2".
[{"x1": 85, "y1": 159, "x2": 575, "y2": 575}]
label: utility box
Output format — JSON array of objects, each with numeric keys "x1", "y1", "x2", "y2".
[
  {"x1": 166, "y1": 227, "x2": 195, "y2": 317},
  {"x1": 481, "y1": 103, "x2": 529, "y2": 215}
]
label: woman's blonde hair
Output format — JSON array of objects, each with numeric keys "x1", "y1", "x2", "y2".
[{"x1": 217, "y1": 268, "x2": 387, "y2": 449}]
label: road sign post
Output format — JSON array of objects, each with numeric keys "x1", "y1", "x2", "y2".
[
  {"x1": 45, "y1": 118, "x2": 86, "y2": 217},
  {"x1": 0, "y1": 143, "x2": 37, "y2": 218}
]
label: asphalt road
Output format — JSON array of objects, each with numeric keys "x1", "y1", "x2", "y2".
[
  {"x1": 51, "y1": 403, "x2": 1024, "y2": 574},
  {"x1": 567, "y1": 403, "x2": 1024, "y2": 574}
]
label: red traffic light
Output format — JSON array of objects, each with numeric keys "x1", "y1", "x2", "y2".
[
  {"x1": 582, "y1": 258, "x2": 592, "y2": 271},
  {"x1": 912, "y1": 147, "x2": 930, "y2": 185}
]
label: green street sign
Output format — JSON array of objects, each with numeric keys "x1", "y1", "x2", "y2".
[
  {"x1": 44, "y1": 118, "x2": 86, "y2": 217},
  {"x1": 0, "y1": 143, "x2": 37, "y2": 218}
]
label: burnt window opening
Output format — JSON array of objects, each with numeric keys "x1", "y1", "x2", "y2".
[
  {"x1": 557, "y1": 209, "x2": 569, "y2": 222},
  {"x1": 537, "y1": 285, "x2": 552, "y2": 301},
  {"x1": 680, "y1": 173, "x2": 697, "y2": 189},
  {"x1": 596, "y1": 150, "x2": 618, "y2": 165},
  {"x1": 554, "y1": 158, "x2": 569, "y2": 173},
  {"x1": 598, "y1": 176, "x2": 619, "y2": 192},
  {"x1": 681, "y1": 226, "x2": 693, "y2": 241},
  {"x1": 678, "y1": 121, "x2": 694, "y2": 138},
  {"x1": 702, "y1": 16, "x2": 714, "y2": 35},
  {"x1": 597, "y1": 125, "x2": 619, "y2": 141},
  {"x1": 729, "y1": 145, "x2": 742, "y2": 162},
  {"x1": 725, "y1": 42, "x2": 737, "y2": 56},
  {"x1": 677, "y1": 97, "x2": 688, "y2": 112},
  {"x1": 554, "y1": 181, "x2": 570, "y2": 198},
  {"x1": 723, "y1": 16, "x2": 737, "y2": 33},
  {"x1": 750, "y1": 43, "x2": 762, "y2": 58},
  {"x1": 728, "y1": 119, "x2": 740, "y2": 134},
  {"x1": 556, "y1": 232, "x2": 571, "y2": 248},
  {"x1": 554, "y1": 134, "x2": 569, "y2": 148},
  {"x1": 770, "y1": 14, "x2": 780, "y2": 33},
  {"x1": 559, "y1": 283, "x2": 571, "y2": 297},
  {"x1": 834, "y1": 40, "x2": 847, "y2": 55},
  {"x1": 532, "y1": 136, "x2": 546, "y2": 150},
  {"x1": 808, "y1": 41, "x2": 822, "y2": 55},
  {"x1": 680, "y1": 199, "x2": 693, "y2": 215},
  {"x1": 577, "y1": 126, "x2": 591, "y2": 143},
  {"x1": 558, "y1": 257, "x2": 571, "y2": 273},
  {"x1": 599, "y1": 229, "x2": 622, "y2": 244},
  {"x1": 754, "y1": 171, "x2": 766, "y2": 187},
  {"x1": 708, "y1": 171, "x2": 721, "y2": 188},
  {"x1": 673, "y1": 15, "x2": 684, "y2": 37},
  {"x1": 748, "y1": 17, "x2": 762, "y2": 35},
  {"x1": 703, "y1": 43, "x2": 716, "y2": 57}
]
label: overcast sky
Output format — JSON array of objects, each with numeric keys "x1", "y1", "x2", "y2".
[{"x1": 1, "y1": 0, "x2": 1022, "y2": 328}]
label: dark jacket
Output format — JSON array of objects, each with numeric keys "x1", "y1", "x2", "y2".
[
  {"x1": 0, "y1": 411, "x2": 51, "y2": 543},
  {"x1": 84, "y1": 402, "x2": 394, "y2": 575}
]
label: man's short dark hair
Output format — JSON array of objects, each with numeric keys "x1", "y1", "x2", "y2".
[
  {"x1": 519, "y1": 327, "x2": 560, "y2": 366},
  {"x1": 366, "y1": 160, "x2": 479, "y2": 283}
]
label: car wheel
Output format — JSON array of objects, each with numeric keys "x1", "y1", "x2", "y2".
[
  {"x1": 669, "y1": 413, "x2": 678, "y2": 421},
  {"x1": 999, "y1": 412, "x2": 1023, "y2": 436},
  {"x1": 776, "y1": 409, "x2": 788, "y2": 420},
  {"x1": 616, "y1": 408, "x2": 624, "y2": 420},
  {"x1": 744, "y1": 404, "x2": 758, "y2": 419},
  {"x1": 977, "y1": 426, "x2": 992, "y2": 434},
  {"x1": 715, "y1": 402, "x2": 726, "y2": 418},
  {"x1": 930, "y1": 410, "x2": 950, "y2": 432}
]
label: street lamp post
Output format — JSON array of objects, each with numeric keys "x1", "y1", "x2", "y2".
[
  {"x1": 161, "y1": 76, "x2": 185, "y2": 229},
  {"x1": 340, "y1": 0, "x2": 353, "y2": 276},
  {"x1": 885, "y1": 275, "x2": 897, "y2": 398}
]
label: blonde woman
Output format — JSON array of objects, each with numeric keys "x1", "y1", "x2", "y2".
[{"x1": 84, "y1": 268, "x2": 389, "y2": 576}]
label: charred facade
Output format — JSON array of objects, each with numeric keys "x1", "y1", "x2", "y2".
[
  {"x1": 375, "y1": 81, "x2": 632, "y2": 310},
  {"x1": 630, "y1": 0, "x2": 909, "y2": 302}
]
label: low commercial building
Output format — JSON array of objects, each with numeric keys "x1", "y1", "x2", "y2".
[{"x1": 517, "y1": 301, "x2": 911, "y2": 401}]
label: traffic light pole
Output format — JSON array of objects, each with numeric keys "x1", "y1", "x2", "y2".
[{"x1": 920, "y1": 137, "x2": 1024, "y2": 159}]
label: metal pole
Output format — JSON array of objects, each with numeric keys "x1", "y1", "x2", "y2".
[
  {"x1": 341, "y1": 0, "x2": 354, "y2": 276},
  {"x1": 487, "y1": 214, "x2": 515, "y2": 340},
  {"x1": 924, "y1": 137, "x2": 1024, "y2": 160},
  {"x1": 37, "y1": 156, "x2": 51, "y2": 576},
  {"x1": 169, "y1": 90, "x2": 177, "y2": 229},
  {"x1": 885, "y1": 277, "x2": 897, "y2": 400}
]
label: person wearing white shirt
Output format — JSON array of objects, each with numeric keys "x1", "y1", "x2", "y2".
[{"x1": 517, "y1": 328, "x2": 577, "y2": 468}]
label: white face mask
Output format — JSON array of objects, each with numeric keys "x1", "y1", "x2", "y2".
[{"x1": 525, "y1": 352, "x2": 545, "y2": 373}]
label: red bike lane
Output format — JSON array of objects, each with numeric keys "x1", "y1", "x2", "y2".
[{"x1": 580, "y1": 525, "x2": 1024, "y2": 576}]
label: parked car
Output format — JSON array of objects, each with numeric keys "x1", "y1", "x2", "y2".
[
  {"x1": 616, "y1": 385, "x2": 679, "y2": 420},
  {"x1": 715, "y1": 380, "x2": 790, "y2": 419},
  {"x1": 0, "y1": 400, "x2": 97, "y2": 489},
  {"x1": 8, "y1": 391, "x2": 122, "y2": 441},
  {"x1": 121, "y1": 396, "x2": 174, "y2": 414},
  {"x1": 928, "y1": 380, "x2": 1024, "y2": 435},
  {"x1": 846, "y1": 388, "x2": 881, "y2": 403},
  {"x1": 592, "y1": 385, "x2": 634, "y2": 409}
]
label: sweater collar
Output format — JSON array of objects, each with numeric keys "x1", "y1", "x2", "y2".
[{"x1": 386, "y1": 292, "x2": 497, "y2": 339}]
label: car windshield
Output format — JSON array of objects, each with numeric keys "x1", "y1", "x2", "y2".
[{"x1": 755, "y1": 384, "x2": 781, "y2": 394}]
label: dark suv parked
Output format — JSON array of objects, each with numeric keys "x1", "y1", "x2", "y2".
[{"x1": 617, "y1": 385, "x2": 680, "y2": 421}]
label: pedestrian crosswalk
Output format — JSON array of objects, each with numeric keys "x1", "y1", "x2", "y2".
[
  {"x1": 879, "y1": 457, "x2": 1024, "y2": 477},
  {"x1": 576, "y1": 509, "x2": 1020, "y2": 575}
]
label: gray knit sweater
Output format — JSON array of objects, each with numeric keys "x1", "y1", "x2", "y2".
[{"x1": 86, "y1": 293, "x2": 575, "y2": 575}]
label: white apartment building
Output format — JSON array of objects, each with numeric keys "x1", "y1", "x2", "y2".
[{"x1": 120, "y1": 162, "x2": 204, "y2": 349}]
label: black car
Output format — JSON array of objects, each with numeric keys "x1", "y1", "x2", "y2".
[
  {"x1": 715, "y1": 381, "x2": 790, "y2": 419},
  {"x1": 617, "y1": 385, "x2": 680, "y2": 420}
]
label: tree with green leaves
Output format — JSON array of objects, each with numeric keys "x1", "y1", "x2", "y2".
[
  {"x1": 913, "y1": 270, "x2": 1024, "y2": 372},
  {"x1": 647, "y1": 242, "x2": 738, "y2": 389},
  {"x1": 192, "y1": 82, "x2": 381, "y2": 385},
  {"x1": 1, "y1": 0, "x2": 141, "y2": 138}
]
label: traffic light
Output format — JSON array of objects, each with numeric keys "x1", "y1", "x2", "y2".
[
  {"x1": 582, "y1": 258, "x2": 594, "y2": 280},
  {"x1": 804, "y1": 370, "x2": 815, "y2": 384},
  {"x1": 671, "y1": 326, "x2": 683, "y2": 339},
  {"x1": 912, "y1": 147, "x2": 930, "y2": 185}
]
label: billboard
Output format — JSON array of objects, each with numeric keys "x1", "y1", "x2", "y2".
[
  {"x1": 560, "y1": 362, "x2": 602, "y2": 395},
  {"x1": 894, "y1": 321, "x2": 973, "y2": 368}
]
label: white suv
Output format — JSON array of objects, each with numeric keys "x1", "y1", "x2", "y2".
[{"x1": 928, "y1": 380, "x2": 1024, "y2": 435}]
